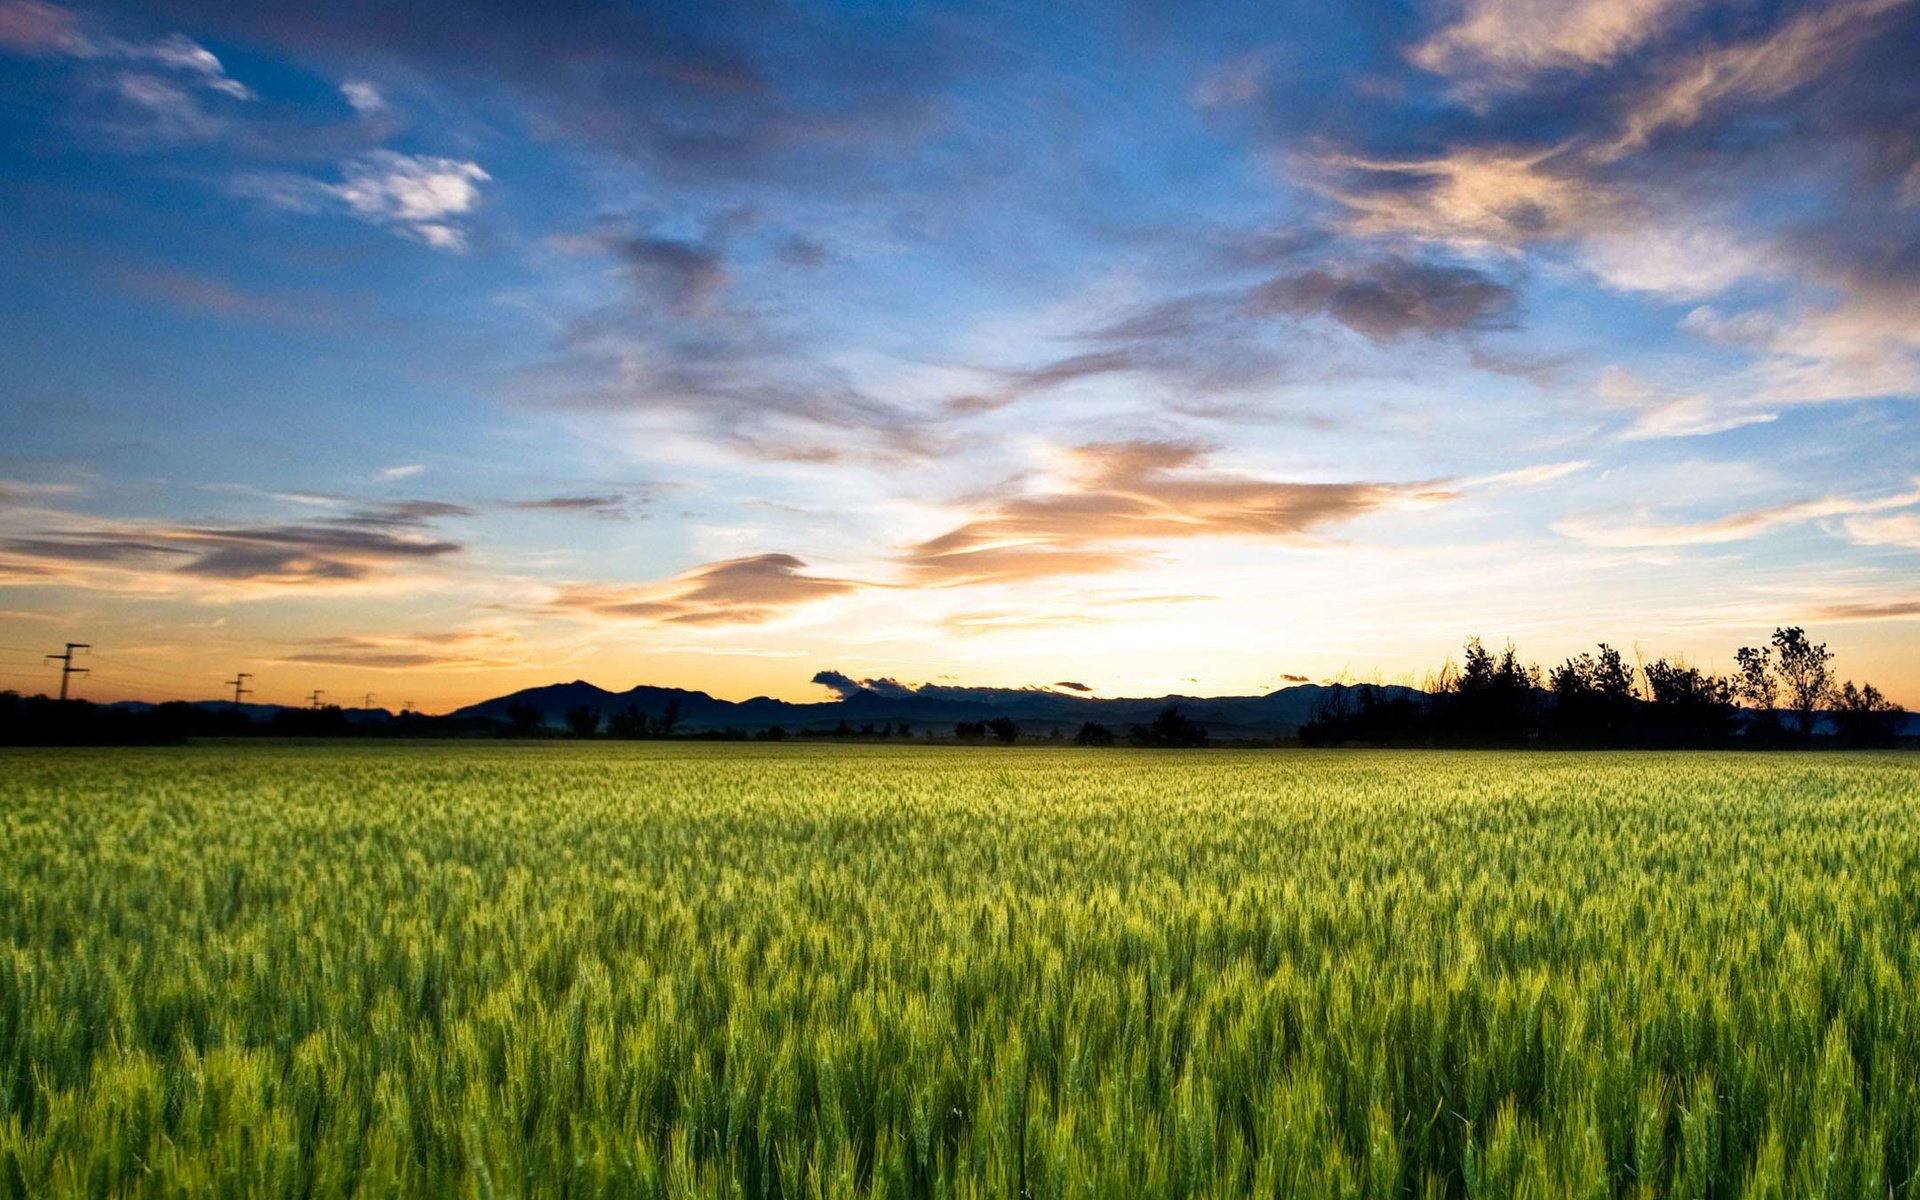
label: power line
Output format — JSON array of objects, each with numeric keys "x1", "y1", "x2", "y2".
[
  {"x1": 307, "y1": 688, "x2": 325, "y2": 709},
  {"x1": 227, "y1": 672, "x2": 253, "y2": 707},
  {"x1": 87, "y1": 652, "x2": 222, "y2": 682},
  {"x1": 46, "y1": 643, "x2": 89, "y2": 701}
]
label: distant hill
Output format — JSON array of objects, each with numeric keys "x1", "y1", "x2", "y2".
[
  {"x1": 54, "y1": 681, "x2": 1916, "y2": 742},
  {"x1": 448, "y1": 680, "x2": 1423, "y2": 739}
]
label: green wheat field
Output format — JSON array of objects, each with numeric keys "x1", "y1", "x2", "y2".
[{"x1": 3, "y1": 744, "x2": 1918, "y2": 1198}]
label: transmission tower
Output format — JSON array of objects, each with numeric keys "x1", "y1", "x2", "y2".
[{"x1": 46, "y1": 643, "x2": 89, "y2": 701}]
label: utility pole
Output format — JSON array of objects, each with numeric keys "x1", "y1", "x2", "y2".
[
  {"x1": 307, "y1": 688, "x2": 325, "y2": 709},
  {"x1": 362, "y1": 692, "x2": 375, "y2": 710},
  {"x1": 402, "y1": 700, "x2": 416, "y2": 714},
  {"x1": 46, "y1": 643, "x2": 89, "y2": 701},
  {"x1": 227, "y1": 672, "x2": 253, "y2": 707}
]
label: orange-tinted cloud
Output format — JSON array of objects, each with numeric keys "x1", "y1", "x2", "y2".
[
  {"x1": 1410, "y1": 0, "x2": 1691, "y2": 88},
  {"x1": 276, "y1": 629, "x2": 521, "y2": 670},
  {"x1": 552, "y1": 552, "x2": 860, "y2": 625},
  {"x1": 902, "y1": 439, "x2": 1457, "y2": 584}
]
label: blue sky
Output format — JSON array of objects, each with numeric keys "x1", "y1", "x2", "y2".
[{"x1": 1, "y1": 0, "x2": 1917, "y2": 708}]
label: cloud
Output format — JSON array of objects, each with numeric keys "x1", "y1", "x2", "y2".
[
  {"x1": 0, "y1": 3, "x2": 254, "y2": 97},
  {"x1": 0, "y1": 0, "x2": 72, "y2": 53},
  {"x1": 0, "y1": 480, "x2": 82, "y2": 507},
  {"x1": 339, "y1": 79, "x2": 385, "y2": 114},
  {"x1": 1248, "y1": 257, "x2": 1519, "y2": 340},
  {"x1": 1275, "y1": 673, "x2": 1311, "y2": 683},
  {"x1": 1810, "y1": 598, "x2": 1920, "y2": 622},
  {"x1": 236, "y1": 152, "x2": 490, "y2": 249},
  {"x1": 810, "y1": 669, "x2": 862, "y2": 697},
  {"x1": 1843, "y1": 512, "x2": 1920, "y2": 550},
  {"x1": 1052, "y1": 680, "x2": 1093, "y2": 692},
  {"x1": 330, "y1": 151, "x2": 489, "y2": 248},
  {"x1": 378, "y1": 463, "x2": 425, "y2": 480},
  {"x1": 507, "y1": 494, "x2": 633, "y2": 518},
  {"x1": 124, "y1": 0, "x2": 958, "y2": 183},
  {"x1": 1598, "y1": 0, "x2": 1908, "y2": 159},
  {"x1": 1319, "y1": 149, "x2": 1600, "y2": 248},
  {"x1": 1465, "y1": 460, "x2": 1591, "y2": 488},
  {"x1": 277, "y1": 629, "x2": 519, "y2": 670},
  {"x1": 1595, "y1": 368, "x2": 1781, "y2": 440},
  {"x1": 966, "y1": 252, "x2": 1521, "y2": 415},
  {"x1": 1410, "y1": 0, "x2": 1694, "y2": 89},
  {"x1": 0, "y1": 502, "x2": 466, "y2": 590},
  {"x1": 606, "y1": 234, "x2": 730, "y2": 314},
  {"x1": 532, "y1": 229, "x2": 935, "y2": 463},
  {"x1": 333, "y1": 499, "x2": 473, "y2": 526},
  {"x1": 1554, "y1": 482, "x2": 1920, "y2": 547},
  {"x1": 809, "y1": 670, "x2": 1081, "y2": 703},
  {"x1": 1294, "y1": 0, "x2": 1920, "y2": 444},
  {"x1": 901, "y1": 440, "x2": 1457, "y2": 585},
  {"x1": 552, "y1": 552, "x2": 861, "y2": 625}
]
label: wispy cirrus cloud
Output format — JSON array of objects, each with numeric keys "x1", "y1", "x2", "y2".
[
  {"x1": 0, "y1": 0, "x2": 252, "y2": 97},
  {"x1": 954, "y1": 252, "x2": 1523, "y2": 415},
  {"x1": 1598, "y1": 0, "x2": 1909, "y2": 159},
  {"x1": 122, "y1": 0, "x2": 962, "y2": 183},
  {"x1": 1843, "y1": 512, "x2": 1920, "y2": 550},
  {"x1": 0, "y1": 1, "x2": 253, "y2": 143},
  {"x1": 532, "y1": 225, "x2": 937, "y2": 464},
  {"x1": 1554, "y1": 482, "x2": 1920, "y2": 547},
  {"x1": 1410, "y1": 0, "x2": 1694, "y2": 90}
]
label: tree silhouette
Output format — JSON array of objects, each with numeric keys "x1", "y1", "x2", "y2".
[
  {"x1": 1073, "y1": 721, "x2": 1115, "y2": 747},
  {"x1": 1642, "y1": 658, "x2": 1737, "y2": 745},
  {"x1": 1771, "y1": 627, "x2": 1834, "y2": 737},
  {"x1": 1548, "y1": 644, "x2": 1635, "y2": 742},
  {"x1": 1129, "y1": 705, "x2": 1209, "y2": 748},
  {"x1": 564, "y1": 705, "x2": 600, "y2": 737},
  {"x1": 985, "y1": 716, "x2": 1021, "y2": 745},
  {"x1": 505, "y1": 700, "x2": 542, "y2": 736},
  {"x1": 607, "y1": 705, "x2": 648, "y2": 738},
  {"x1": 1829, "y1": 681, "x2": 1905, "y2": 748},
  {"x1": 658, "y1": 697, "x2": 683, "y2": 736},
  {"x1": 1444, "y1": 638, "x2": 1539, "y2": 742}
]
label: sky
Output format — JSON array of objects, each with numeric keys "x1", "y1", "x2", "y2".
[{"x1": 0, "y1": 0, "x2": 1917, "y2": 711}]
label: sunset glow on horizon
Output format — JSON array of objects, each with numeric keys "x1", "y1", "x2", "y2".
[{"x1": 3, "y1": 0, "x2": 1917, "y2": 711}]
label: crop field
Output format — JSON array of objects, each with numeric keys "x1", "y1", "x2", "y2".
[{"x1": 2, "y1": 745, "x2": 1918, "y2": 1198}]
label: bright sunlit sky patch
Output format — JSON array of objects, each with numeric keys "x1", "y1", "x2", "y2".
[{"x1": 1, "y1": 0, "x2": 1917, "y2": 709}]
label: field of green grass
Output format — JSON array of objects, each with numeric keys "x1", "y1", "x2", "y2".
[{"x1": 2, "y1": 744, "x2": 1917, "y2": 1197}]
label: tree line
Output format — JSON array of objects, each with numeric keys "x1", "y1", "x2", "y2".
[
  {"x1": 3, "y1": 625, "x2": 1905, "y2": 747},
  {"x1": 1301, "y1": 627, "x2": 1906, "y2": 748}
]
